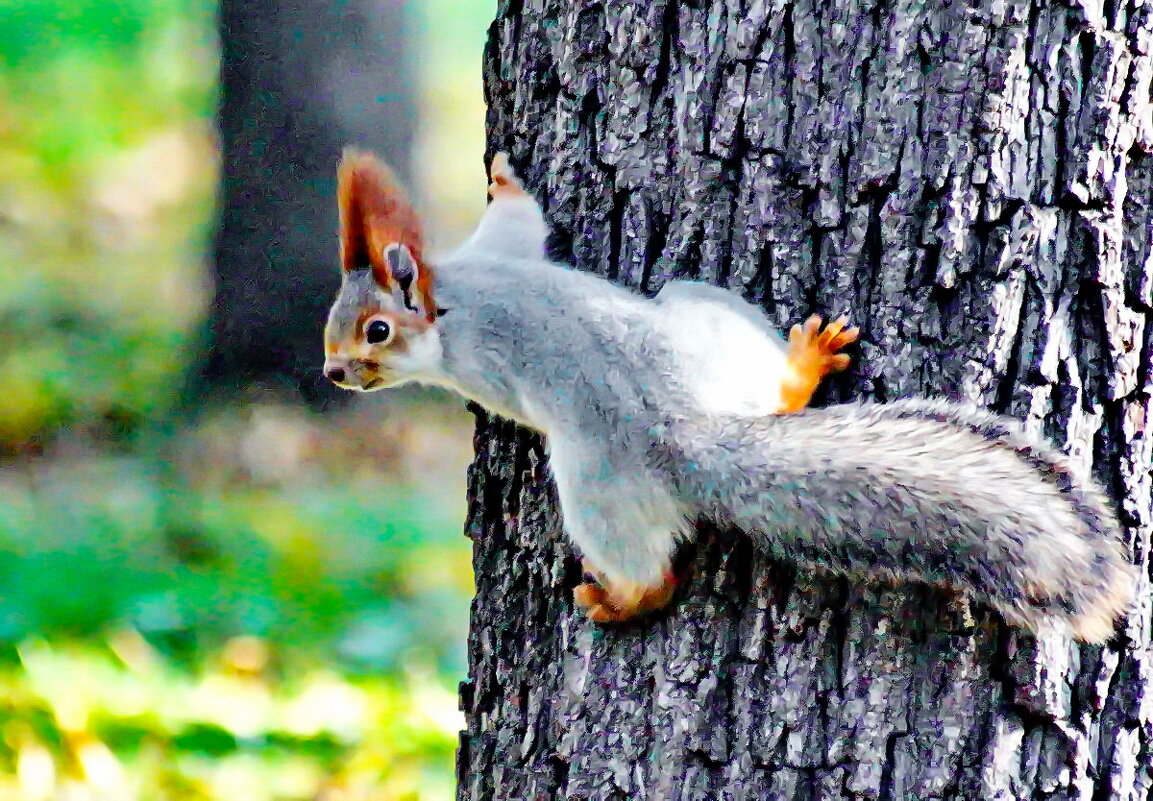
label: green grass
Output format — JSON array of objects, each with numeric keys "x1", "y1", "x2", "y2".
[
  {"x1": 0, "y1": 409, "x2": 474, "y2": 799},
  {"x1": 0, "y1": 636, "x2": 461, "y2": 799},
  {"x1": 0, "y1": 451, "x2": 470, "y2": 668},
  {"x1": 0, "y1": 0, "x2": 216, "y2": 445}
]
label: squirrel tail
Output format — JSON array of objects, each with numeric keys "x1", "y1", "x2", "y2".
[{"x1": 654, "y1": 399, "x2": 1136, "y2": 643}]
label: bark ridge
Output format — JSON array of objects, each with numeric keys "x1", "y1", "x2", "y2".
[{"x1": 460, "y1": 1, "x2": 1153, "y2": 798}]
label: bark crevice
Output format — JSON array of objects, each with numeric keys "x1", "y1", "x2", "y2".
[{"x1": 460, "y1": 1, "x2": 1153, "y2": 798}]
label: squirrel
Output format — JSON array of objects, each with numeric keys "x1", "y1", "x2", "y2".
[{"x1": 321, "y1": 150, "x2": 1136, "y2": 644}]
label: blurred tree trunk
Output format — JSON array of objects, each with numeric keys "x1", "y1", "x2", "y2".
[
  {"x1": 207, "y1": 0, "x2": 414, "y2": 401},
  {"x1": 459, "y1": 1, "x2": 1153, "y2": 798}
]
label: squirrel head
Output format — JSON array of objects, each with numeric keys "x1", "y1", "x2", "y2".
[{"x1": 323, "y1": 149, "x2": 442, "y2": 391}]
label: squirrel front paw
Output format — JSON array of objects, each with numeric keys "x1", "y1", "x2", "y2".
[
  {"x1": 573, "y1": 563, "x2": 678, "y2": 623},
  {"x1": 790, "y1": 314, "x2": 858, "y2": 375},
  {"x1": 778, "y1": 315, "x2": 859, "y2": 413}
]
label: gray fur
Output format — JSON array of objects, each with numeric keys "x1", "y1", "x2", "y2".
[
  {"x1": 327, "y1": 180, "x2": 1136, "y2": 642},
  {"x1": 649, "y1": 400, "x2": 1135, "y2": 642},
  {"x1": 325, "y1": 269, "x2": 380, "y2": 375},
  {"x1": 328, "y1": 269, "x2": 378, "y2": 334}
]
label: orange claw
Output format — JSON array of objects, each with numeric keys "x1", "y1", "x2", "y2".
[
  {"x1": 573, "y1": 561, "x2": 678, "y2": 623},
  {"x1": 777, "y1": 314, "x2": 859, "y2": 413},
  {"x1": 572, "y1": 582, "x2": 623, "y2": 623}
]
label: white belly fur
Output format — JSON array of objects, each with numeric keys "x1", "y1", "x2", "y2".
[{"x1": 657, "y1": 301, "x2": 786, "y2": 417}]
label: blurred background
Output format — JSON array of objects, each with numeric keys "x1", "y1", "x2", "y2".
[{"x1": 0, "y1": 1, "x2": 493, "y2": 798}]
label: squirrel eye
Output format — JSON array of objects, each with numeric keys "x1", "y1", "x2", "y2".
[{"x1": 365, "y1": 319, "x2": 392, "y2": 344}]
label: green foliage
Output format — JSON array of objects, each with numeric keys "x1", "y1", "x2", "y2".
[
  {"x1": 0, "y1": 0, "x2": 216, "y2": 166},
  {"x1": 0, "y1": 1, "x2": 156, "y2": 66},
  {"x1": 0, "y1": 0, "x2": 216, "y2": 445},
  {"x1": 0, "y1": 636, "x2": 460, "y2": 799},
  {"x1": 0, "y1": 1, "x2": 496, "y2": 797},
  {"x1": 0, "y1": 413, "x2": 472, "y2": 799},
  {"x1": 0, "y1": 443, "x2": 470, "y2": 673}
]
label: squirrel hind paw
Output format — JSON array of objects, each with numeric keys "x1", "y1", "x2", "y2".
[
  {"x1": 488, "y1": 152, "x2": 527, "y2": 198},
  {"x1": 572, "y1": 574, "x2": 679, "y2": 623},
  {"x1": 572, "y1": 584, "x2": 624, "y2": 623}
]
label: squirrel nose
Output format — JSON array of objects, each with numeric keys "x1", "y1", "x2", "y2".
[{"x1": 326, "y1": 367, "x2": 346, "y2": 383}]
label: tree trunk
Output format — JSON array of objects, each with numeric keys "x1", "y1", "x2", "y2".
[
  {"x1": 207, "y1": 0, "x2": 414, "y2": 401},
  {"x1": 459, "y1": 1, "x2": 1153, "y2": 798}
]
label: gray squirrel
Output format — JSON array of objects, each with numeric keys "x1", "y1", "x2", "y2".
[{"x1": 321, "y1": 150, "x2": 1136, "y2": 643}]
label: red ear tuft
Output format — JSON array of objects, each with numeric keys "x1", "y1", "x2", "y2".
[{"x1": 337, "y1": 150, "x2": 431, "y2": 315}]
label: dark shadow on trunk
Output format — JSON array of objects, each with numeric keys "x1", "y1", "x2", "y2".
[{"x1": 204, "y1": 0, "x2": 414, "y2": 406}]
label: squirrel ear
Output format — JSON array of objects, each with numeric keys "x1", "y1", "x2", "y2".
[
  {"x1": 382, "y1": 242, "x2": 430, "y2": 317},
  {"x1": 337, "y1": 149, "x2": 439, "y2": 322},
  {"x1": 385, "y1": 242, "x2": 415, "y2": 285},
  {"x1": 383, "y1": 242, "x2": 438, "y2": 321}
]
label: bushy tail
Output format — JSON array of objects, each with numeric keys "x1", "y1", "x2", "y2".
[{"x1": 655, "y1": 399, "x2": 1136, "y2": 642}]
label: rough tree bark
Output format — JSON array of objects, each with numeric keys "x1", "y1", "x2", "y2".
[{"x1": 459, "y1": 1, "x2": 1153, "y2": 798}]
